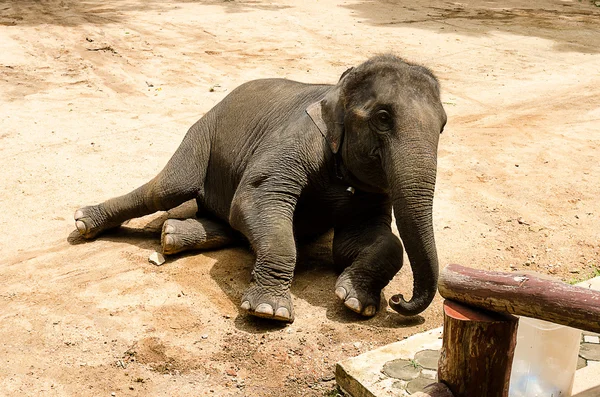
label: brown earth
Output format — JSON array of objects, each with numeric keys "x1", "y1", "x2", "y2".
[{"x1": 1, "y1": 0, "x2": 599, "y2": 396}]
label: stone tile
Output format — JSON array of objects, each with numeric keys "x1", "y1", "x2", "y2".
[
  {"x1": 382, "y1": 359, "x2": 421, "y2": 381},
  {"x1": 421, "y1": 369, "x2": 437, "y2": 380},
  {"x1": 414, "y1": 349, "x2": 440, "y2": 370},
  {"x1": 580, "y1": 343, "x2": 600, "y2": 361},
  {"x1": 579, "y1": 343, "x2": 600, "y2": 361},
  {"x1": 584, "y1": 335, "x2": 600, "y2": 344},
  {"x1": 406, "y1": 376, "x2": 436, "y2": 395}
]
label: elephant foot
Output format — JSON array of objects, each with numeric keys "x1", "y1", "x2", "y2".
[
  {"x1": 335, "y1": 269, "x2": 381, "y2": 317},
  {"x1": 161, "y1": 218, "x2": 236, "y2": 255},
  {"x1": 161, "y1": 219, "x2": 195, "y2": 255},
  {"x1": 74, "y1": 205, "x2": 120, "y2": 239},
  {"x1": 240, "y1": 282, "x2": 294, "y2": 323}
]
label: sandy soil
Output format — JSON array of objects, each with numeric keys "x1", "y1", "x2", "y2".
[{"x1": 1, "y1": 0, "x2": 599, "y2": 395}]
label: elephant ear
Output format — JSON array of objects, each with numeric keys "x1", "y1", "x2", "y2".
[{"x1": 306, "y1": 86, "x2": 345, "y2": 154}]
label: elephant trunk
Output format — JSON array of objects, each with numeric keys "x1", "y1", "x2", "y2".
[{"x1": 387, "y1": 144, "x2": 439, "y2": 316}]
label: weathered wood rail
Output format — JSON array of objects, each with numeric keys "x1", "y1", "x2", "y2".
[
  {"x1": 439, "y1": 264, "x2": 600, "y2": 334},
  {"x1": 418, "y1": 264, "x2": 600, "y2": 397}
]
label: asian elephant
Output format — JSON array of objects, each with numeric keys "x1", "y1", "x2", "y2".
[{"x1": 74, "y1": 54, "x2": 447, "y2": 323}]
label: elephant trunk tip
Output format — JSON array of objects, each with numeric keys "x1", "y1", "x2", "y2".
[{"x1": 388, "y1": 293, "x2": 432, "y2": 317}]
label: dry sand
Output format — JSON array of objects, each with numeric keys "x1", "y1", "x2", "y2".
[{"x1": 1, "y1": 0, "x2": 599, "y2": 395}]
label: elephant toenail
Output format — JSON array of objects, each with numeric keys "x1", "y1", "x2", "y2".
[
  {"x1": 163, "y1": 224, "x2": 175, "y2": 234},
  {"x1": 345, "y1": 297, "x2": 362, "y2": 313},
  {"x1": 335, "y1": 287, "x2": 347, "y2": 300},
  {"x1": 74, "y1": 210, "x2": 83, "y2": 220},
  {"x1": 240, "y1": 301, "x2": 251, "y2": 311},
  {"x1": 255, "y1": 303, "x2": 274, "y2": 316},
  {"x1": 364, "y1": 305, "x2": 376, "y2": 317},
  {"x1": 164, "y1": 235, "x2": 174, "y2": 247},
  {"x1": 75, "y1": 220, "x2": 87, "y2": 233},
  {"x1": 275, "y1": 307, "x2": 290, "y2": 319}
]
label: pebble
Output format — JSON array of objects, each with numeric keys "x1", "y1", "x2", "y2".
[
  {"x1": 201, "y1": 334, "x2": 208, "y2": 339},
  {"x1": 149, "y1": 252, "x2": 165, "y2": 266},
  {"x1": 321, "y1": 374, "x2": 335, "y2": 382},
  {"x1": 111, "y1": 393, "x2": 116, "y2": 397},
  {"x1": 226, "y1": 369, "x2": 237, "y2": 377}
]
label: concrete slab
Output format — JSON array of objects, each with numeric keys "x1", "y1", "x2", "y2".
[{"x1": 336, "y1": 327, "x2": 443, "y2": 397}]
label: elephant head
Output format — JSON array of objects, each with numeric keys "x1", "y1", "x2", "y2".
[{"x1": 308, "y1": 55, "x2": 446, "y2": 316}]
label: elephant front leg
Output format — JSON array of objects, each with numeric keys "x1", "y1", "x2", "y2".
[
  {"x1": 333, "y1": 221, "x2": 404, "y2": 317},
  {"x1": 230, "y1": 189, "x2": 299, "y2": 323}
]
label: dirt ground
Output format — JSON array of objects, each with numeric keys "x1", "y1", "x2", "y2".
[{"x1": 1, "y1": 0, "x2": 599, "y2": 395}]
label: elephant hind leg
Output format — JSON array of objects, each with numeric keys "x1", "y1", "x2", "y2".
[
  {"x1": 75, "y1": 122, "x2": 210, "y2": 239},
  {"x1": 161, "y1": 217, "x2": 237, "y2": 255}
]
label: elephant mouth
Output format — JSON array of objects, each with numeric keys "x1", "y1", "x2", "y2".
[{"x1": 334, "y1": 154, "x2": 388, "y2": 194}]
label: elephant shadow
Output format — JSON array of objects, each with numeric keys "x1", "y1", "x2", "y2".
[{"x1": 66, "y1": 204, "x2": 424, "y2": 333}]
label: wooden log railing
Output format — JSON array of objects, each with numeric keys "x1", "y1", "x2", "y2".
[
  {"x1": 425, "y1": 264, "x2": 600, "y2": 397},
  {"x1": 438, "y1": 264, "x2": 600, "y2": 333}
]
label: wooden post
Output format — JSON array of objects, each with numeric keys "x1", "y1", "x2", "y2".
[
  {"x1": 438, "y1": 264, "x2": 600, "y2": 333},
  {"x1": 438, "y1": 300, "x2": 518, "y2": 397}
]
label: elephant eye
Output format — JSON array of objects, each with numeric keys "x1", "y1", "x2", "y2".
[{"x1": 371, "y1": 109, "x2": 393, "y2": 133}]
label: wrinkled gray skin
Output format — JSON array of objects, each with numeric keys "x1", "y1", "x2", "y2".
[{"x1": 75, "y1": 55, "x2": 447, "y2": 323}]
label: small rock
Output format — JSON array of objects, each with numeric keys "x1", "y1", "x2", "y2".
[
  {"x1": 517, "y1": 217, "x2": 529, "y2": 225},
  {"x1": 320, "y1": 374, "x2": 335, "y2": 382},
  {"x1": 353, "y1": 342, "x2": 362, "y2": 349},
  {"x1": 111, "y1": 393, "x2": 116, "y2": 397},
  {"x1": 148, "y1": 251, "x2": 165, "y2": 266},
  {"x1": 201, "y1": 334, "x2": 208, "y2": 339},
  {"x1": 226, "y1": 368, "x2": 237, "y2": 377},
  {"x1": 570, "y1": 269, "x2": 580, "y2": 274}
]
